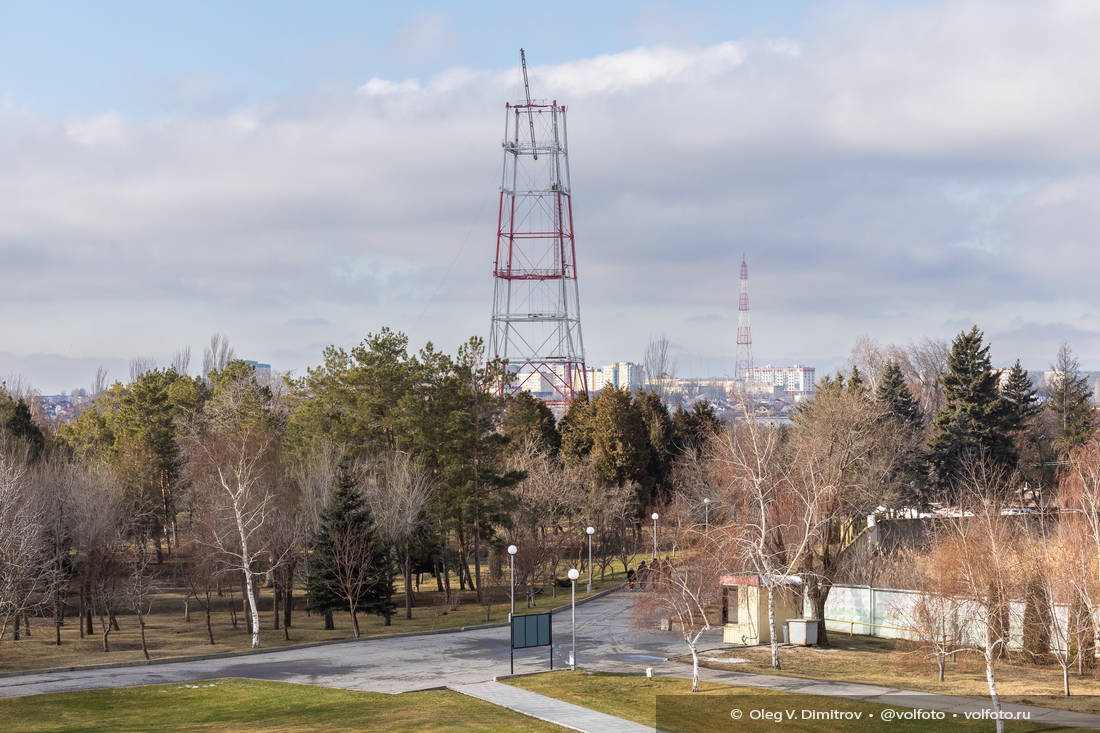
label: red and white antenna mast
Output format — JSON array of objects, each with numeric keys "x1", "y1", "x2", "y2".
[
  {"x1": 735, "y1": 255, "x2": 753, "y2": 384},
  {"x1": 488, "y1": 50, "x2": 588, "y2": 410}
]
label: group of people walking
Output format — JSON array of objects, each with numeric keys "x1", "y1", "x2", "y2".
[{"x1": 626, "y1": 557, "x2": 672, "y2": 590}]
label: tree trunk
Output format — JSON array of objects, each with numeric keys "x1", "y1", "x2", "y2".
[
  {"x1": 110, "y1": 609, "x2": 120, "y2": 631},
  {"x1": 768, "y1": 586, "x2": 781, "y2": 670},
  {"x1": 1064, "y1": 665, "x2": 1071, "y2": 696},
  {"x1": 442, "y1": 552, "x2": 453, "y2": 603},
  {"x1": 283, "y1": 563, "x2": 294, "y2": 631},
  {"x1": 85, "y1": 602, "x2": 93, "y2": 636},
  {"x1": 324, "y1": 609, "x2": 334, "y2": 630},
  {"x1": 937, "y1": 653, "x2": 945, "y2": 682},
  {"x1": 456, "y1": 522, "x2": 471, "y2": 593},
  {"x1": 205, "y1": 595, "x2": 215, "y2": 644},
  {"x1": 78, "y1": 585, "x2": 85, "y2": 639},
  {"x1": 690, "y1": 645, "x2": 700, "y2": 692},
  {"x1": 272, "y1": 581, "x2": 281, "y2": 630},
  {"x1": 243, "y1": 568, "x2": 261, "y2": 648},
  {"x1": 184, "y1": 597, "x2": 191, "y2": 623},
  {"x1": 808, "y1": 578, "x2": 831, "y2": 648},
  {"x1": 350, "y1": 602, "x2": 360, "y2": 638},
  {"x1": 473, "y1": 513, "x2": 483, "y2": 603},
  {"x1": 137, "y1": 613, "x2": 150, "y2": 660},
  {"x1": 985, "y1": 652, "x2": 1005, "y2": 733},
  {"x1": 13, "y1": 614, "x2": 19, "y2": 641},
  {"x1": 55, "y1": 597, "x2": 63, "y2": 646},
  {"x1": 404, "y1": 543, "x2": 414, "y2": 620},
  {"x1": 154, "y1": 533, "x2": 163, "y2": 565}
]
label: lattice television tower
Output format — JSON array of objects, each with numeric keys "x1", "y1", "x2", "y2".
[
  {"x1": 488, "y1": 50, "x2": 587, "y2": 408},
  {"x1": 735, "y1": 255, "x2": 753, "y2": 383}
]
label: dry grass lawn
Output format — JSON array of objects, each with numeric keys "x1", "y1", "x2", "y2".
[
  {"x1": 0, "y1": 555, "x2": 637, "y2": 675},
  {"x1": 697, "y1": 633, "x2": 1100, "y2": 716}
]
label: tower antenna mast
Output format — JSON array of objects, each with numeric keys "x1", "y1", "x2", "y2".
[
  {"x1": 735, "y1": 255, "x2": 753, "y2": 385},
  {"x1": 488, "y1": 52, "x2": 588, "y2": 412},
  {"x1": 520, "y1": 49, "x2": 538, "y2": 160}
]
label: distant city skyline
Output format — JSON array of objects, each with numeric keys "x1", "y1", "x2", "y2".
[{"x1": 2, "y1": 1, "x2": 1098, "y2": 394}]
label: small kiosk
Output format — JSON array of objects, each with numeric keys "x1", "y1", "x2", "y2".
[{"x1": 719, "y1": 574, "x2": 803, "y2": 646}]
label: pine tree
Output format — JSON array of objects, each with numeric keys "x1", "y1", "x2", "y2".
[
  {"x1": 306, "y1": 461, "x2": 395, "y2": 635},
  {"x1": 875, "y1": 361, "x2": 921, "y2": 426},
  {"x1": 847, "y1": 366, "x2": 867, "y2": 397},
  {"x1": 502, "y1": 391, "x2": 559, "y2": 456},
  {"x1": 671, "y1": 400, "x2": 722, "y2": 455},
  {"x1": 1048, "y1": 343, "x2": 1094, "y2": 452},
  {"x1": 558, "y1": 392, "x2": 594, "y2": 465},
  {"x1": 2, "y1": 397, "x2": 45, "y2": 460},
  {"x1": 928, "y1": 326, "x2": 1014, "y2": 493},
  {"x1": 1000, "y1": 359, "x2": 1039, "y2": 434}
]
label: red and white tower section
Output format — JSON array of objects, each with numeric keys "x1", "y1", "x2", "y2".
[
  {"x1": 489, "y1": 58, "x2": 587, "y2": 408},
  {"x1": 735, "y1": 256, "x2": 753, "y2": 384}
]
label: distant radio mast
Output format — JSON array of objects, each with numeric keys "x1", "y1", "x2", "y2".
[
  {"x1": 735, "y1": 255, "x2": 753, "y2": 384},
  {"x1": 488, "y1": 50, "x2": 588, "y2": 409}
]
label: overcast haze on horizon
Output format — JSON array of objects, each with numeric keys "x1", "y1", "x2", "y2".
[{"x1": 2, "y1": 0, "x2": 1098, "y2": 394}]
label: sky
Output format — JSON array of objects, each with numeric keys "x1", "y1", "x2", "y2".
[{"x1": 1, "y1": 0, "x2": 1098, "y2": 393}]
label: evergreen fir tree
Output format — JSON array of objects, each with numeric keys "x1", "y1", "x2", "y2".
[
  {"x1": 306, "y1": 461, "x2": 395, "y2": 635},
  {"x1": 875, "y1": 361, "x2": 921, "y2": 426},
  {"x1": 3, "y1": 397, "x2": 45, "y2": 460},
  {"x1": 1048, "y1": 343, "x2": 1094, "y2": 452},
  {"x1": 847, "y1": 366, "x2": 867, "y2": 397},
  {"x1": 928, "y1": 326, "x2": 1014, "y2": 493},
  {"x1": 670, "y1": 400, "x2": 722, "y2": 455},
  {"x1": 1000, "y1": 359, "x2": 1039, "y2": 434}
]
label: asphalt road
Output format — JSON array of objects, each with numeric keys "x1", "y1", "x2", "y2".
[{"x1": 0, "y1": 590, "x2": 725, "y2": 698}]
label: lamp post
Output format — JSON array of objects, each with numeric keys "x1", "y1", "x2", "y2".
[
  {"x1": 703, "y1": 498, "x2": 711, "y2": 534},
  {"x1": 651, "y1": 512, "x2": 659, "y2": 558},
  {"x1": 507, "y1": 544, "x2": 518, "y2": 621},
  {"x1": 585, "y1": 526, "x2": 595, "y2": 593},
  {"x1": 567, "y1": 568, "x2": 580, "y2": 669}
]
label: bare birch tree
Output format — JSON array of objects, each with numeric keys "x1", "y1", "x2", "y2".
[
  {"x1": 709, "y1": 407, "x2": 818, "y2": 669},
  {"x1": 187, "y1": 375, "x2": 287, "y2": 648},
  {"x1": 633, "y1": 550, "x2": 723, "y2": 691}
]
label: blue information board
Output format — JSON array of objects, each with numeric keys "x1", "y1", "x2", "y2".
[
  {"x1": 512, "y1": 612, "x2": 551, "y2": 649},
  {"x1": 510, "y1": 612, "x2": 553, "y2": 673}
]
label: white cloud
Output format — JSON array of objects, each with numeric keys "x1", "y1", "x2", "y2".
[
  {"x1": 4, "y1": 1, "x2": 1100, "y2": 391},
  {"x1": 389, "y1": 12, "x2": 459, "y2": 67},
  {"x1": 64, "y1": 112, "x2": 128, "y2": 150}
]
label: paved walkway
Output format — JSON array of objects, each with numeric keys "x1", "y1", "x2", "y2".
[
  {"x1": 0, "y1": 591, "x2": 711, "y2": 699},
  {"x1": 450, "y1": 681, "x2": 653, "y2": 733},
  {"x1": 654, "y1": 662, "x2": 1100, "y2": 730}
]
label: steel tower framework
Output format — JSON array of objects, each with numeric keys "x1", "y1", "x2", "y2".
[
  {"x1": 488, "y1": 70, "x2": 587, "y2": 407},
  {"x1": 735, "y1": 256, "x2": 753, "y2": 384}
]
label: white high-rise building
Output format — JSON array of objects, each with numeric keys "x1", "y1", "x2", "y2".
[{"x1": 748, "y1": 365, "x2": 816, "y2": 398}]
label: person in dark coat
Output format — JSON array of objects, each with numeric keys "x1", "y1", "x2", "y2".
[
  {"x1": 637, "y1": 560, "x2": 648, "y2": 589},
  {"x1": 626, "y1": 567, "x2": 636, "y2": 589}
]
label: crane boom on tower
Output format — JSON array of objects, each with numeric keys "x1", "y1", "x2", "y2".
[{"x1": 520, "y1": 48, "x2": 538, "y2": 160}]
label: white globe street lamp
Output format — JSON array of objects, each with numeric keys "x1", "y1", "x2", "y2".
[
  {"x1": 567, "y1": 567, "x2": 580, "y2": 670},
  {"x1": 507, "y1": 544, "x2": 518, "y2": 621},
  {"x1": 651, "y1": 512, "x2": 659, "y2": 559},
  {"x1": 585, "y1": 526, "x2": 595, "y2": 593}
]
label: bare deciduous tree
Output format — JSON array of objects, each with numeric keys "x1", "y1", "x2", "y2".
[
  {"x1": 202, "y1": 333, "x2": 236, "y2": 379},
  {"x1": 0, "y1": 449, "x2": 50, "y2": 641},
  {"x1": 364, "y1": 451, "x2": 433, "y2": 620},
  {"x1": 710, "y1": 407, "x2": 819, "y2": 669},
  {"x1": 188, "y1": 376, "x2": 287, "y2": 648},
  {"x1": 633, "y1": 551, "x2": 723, "y2": 691},
  {"x1": 172, "y1": 346, "x2": 192, "y2": 375},
  {"x1": 643, "y1": 334, "x2": 677, "y2": 401}
]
